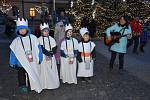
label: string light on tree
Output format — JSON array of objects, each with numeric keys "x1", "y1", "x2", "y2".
[
  {"x1": 92, "y1": 9, "x2": 96, "y2": 19},
  {"x1": 69, "y1": 0, "x2": 150, "y2": 31},
  {"x1": 71, "y1": 1, "x2": 74, "y2": 8},
  {"x1": 91, "y1": 0, "x2": 95, "y2": 5}
]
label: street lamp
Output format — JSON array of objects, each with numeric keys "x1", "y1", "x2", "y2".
[
  {"x1": 29, "y1": 8, "x2": 36, "y2": 32},
  {"x1": 29, "y1": 8, "x2": 36, "y2": 17}
]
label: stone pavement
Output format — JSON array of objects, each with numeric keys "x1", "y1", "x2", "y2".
[
  {"x1": 0, "y1": 41, "x2": 150, "y2": 100},
  {"x1": 95, "y1": 39, "x2": 150, "y2": 85}
]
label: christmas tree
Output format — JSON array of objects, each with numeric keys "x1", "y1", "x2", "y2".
[{"x1": 69, "y1": 0, "x2": 150, "y2": 32}]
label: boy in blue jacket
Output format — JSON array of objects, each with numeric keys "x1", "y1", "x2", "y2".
[{"x1": 9, "y1": 18, "x2": 43, "y2": 93}]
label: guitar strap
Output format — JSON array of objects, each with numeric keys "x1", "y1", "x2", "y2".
[
  {"x1": 118, "y1": 27, "x2": 126, "y2": 35},
  {"x1": 121, "y1": 28, "x2": 126, "y2": 35},
  {"x1": 111, "y1": 27, "x2": 125, "y2": 36}
]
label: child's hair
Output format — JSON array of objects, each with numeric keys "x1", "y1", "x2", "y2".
[
  {"x1": 65, "y1": 29, "x2": 72, "y2": 37},
  {"x1": 41, "y1": 28, "x2": 49, "y2": 33},
  {"x1": 65, "y1": 30, "x2": 69, "y2": 34},
  {"x1": 81, "y1": 37, "x2": 84, "y2": 42},
  {"x1": 81, "y1": 32, "x2": 90, "y2": 41},
  {"x1": 82, "y1": 32, "x2": 90, "y2": 37},
  {"x1": 118, "y1": 15, "x2": 129, "y2": 29}
]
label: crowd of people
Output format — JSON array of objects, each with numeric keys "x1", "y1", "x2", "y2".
[{"x1": 9, "y1": 9, "x2": 149, "y2": 94}]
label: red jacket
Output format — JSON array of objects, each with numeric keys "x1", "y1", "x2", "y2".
[{"x1": 130, "y1": 18, "x2": 142, "y2": 36}]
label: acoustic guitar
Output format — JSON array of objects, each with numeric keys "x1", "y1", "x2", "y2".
[{"x1": 102, "y1": 32, "x2": 131, "y2": 47}]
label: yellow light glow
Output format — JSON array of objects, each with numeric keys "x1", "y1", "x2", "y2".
[{"x1": 29, "y1": 8, "x2": 36, "y2": 17}]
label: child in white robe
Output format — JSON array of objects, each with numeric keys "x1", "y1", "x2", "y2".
[
  {"x1": 77, "y1": 28, "x2": 96, "y2": 83},
  {"x1": 9, "y1": 18, "x2": 43, "y2": 93},
  {"x1": 38, "y1": 23, "x2": 60, "y2": 89},
  {"x1": 60, "y1": 24, "x2": 78, "y2": 84}
]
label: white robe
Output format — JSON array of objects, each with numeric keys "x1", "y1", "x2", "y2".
[
  {"x1": 60, "y1": 38, "x2": 78, "y2": 84},
  {"x1": 77, "y1": 41, "x2": 96, "y2": 77},
  {"x1": 38, "y1": 36, "x2": 60, "y2": 89},
  {"x1": 10, "y1": 34, "x2": 42, "y2": 93}
]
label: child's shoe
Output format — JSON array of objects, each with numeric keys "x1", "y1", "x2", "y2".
[
  {"x1": 19, "y1": 86, "x2": 29, "y2": 93},
  {"x1": 85, "y1": 78, "x2": 92, "y2": 83}
]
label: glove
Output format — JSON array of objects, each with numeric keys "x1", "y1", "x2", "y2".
[
  {"x1": 92, "y1": 58, "x2": 96, "y2": 61},
  {"x1": 76, "y1": 52, "x2": 83, "y2": 63},
  {"x1": 10, "y1": 65, "x2": 20, "y2": 70},
  {"x1": 41, "y1": 45, "x2": 53, "y2": 56},
  {"x1": 60, "y1": 50, "x2": 67, "y2": 58},
  {"x1": 49, "y1": 51, "x2": 53, "y2": 57},
  {"x1": 78, "y1": 59, "x2": 83, "y2": 63},
  {"x1": 73, "y1": 50, "x2": 78, "y2": 57},
  {"x1": 38, "y1": 61, "x2": 42, "y2": 64}
]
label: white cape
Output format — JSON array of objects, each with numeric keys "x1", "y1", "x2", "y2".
[
  {"x1": 40, "y1": 57, "x2": 60, "y2": 89},
  {"x1": 60, "y1": 57, "x2": 77, "y2": 84},
  {"x1": 38, "y1": 36, "x2": 60, "y2": 89},
  {"x1": 60, "y1": 38, "x2": 78, "y2": 84},
  {"x1": 10, "y1": 35, "x2": 42, "y2": 93},
  {"x1": 77, "y1": 41, "x2": 95, "y2": 77}
]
